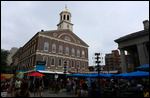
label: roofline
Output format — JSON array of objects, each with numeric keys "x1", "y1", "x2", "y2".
[
  {"x1": 40, "y1": 29, "x2": 89, "y2": 47},
  {"x1": 114, "y1": 29, "x2": 149, "y2": 43}
]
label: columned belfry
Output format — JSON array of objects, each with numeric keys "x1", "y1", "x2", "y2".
[{"x1": 57, "y1": 6, "x2": 74, "y2": 31}]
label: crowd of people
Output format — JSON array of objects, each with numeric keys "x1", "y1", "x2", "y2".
[
  {"x1": 65, "y1": 77, "x2": 149, "y2": 97},
  {"x1": 1, "y1": 77, "x2": 31, "y2": 97},
  {"x1": 1, "y1": 75, "x2": 149, "y2": 97}
]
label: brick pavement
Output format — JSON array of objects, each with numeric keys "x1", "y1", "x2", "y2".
[{"x1": 6, "y1": 89, "x2": 76, "y2": 97}]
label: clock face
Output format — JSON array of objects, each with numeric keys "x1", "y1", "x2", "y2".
[{"x1": 53, "y1": 33, "x2": 57, "y2": 37}]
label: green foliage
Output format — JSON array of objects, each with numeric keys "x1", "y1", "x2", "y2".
[{"x1": 1, "y1": 49, "x2": 10, "y2": 73}]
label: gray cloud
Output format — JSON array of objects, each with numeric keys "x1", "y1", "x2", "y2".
[{"x1": 1, "y1": 1, "x2": 149, "y2": 66}]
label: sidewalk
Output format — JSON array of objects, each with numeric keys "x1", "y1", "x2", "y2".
[{"x1": 6, "y1": 89, "x2": 76, "y2": 97}]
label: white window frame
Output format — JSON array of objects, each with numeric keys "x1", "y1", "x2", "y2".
[
  {"x1": 72, "y1": 48, "x2": 75, "y2": 56},
  {"x1": 43, "y1": 56, "x2": 47, "y2": 66},
  {"x1": 51, "y1": 57, "x2": 55, "y2": 66},
  {"x1": 59, "y1": 45, "x2": 63, "y2": 54},
  {"x1": 82, "y1": 51, "x2": 85, "y2": 58},
  {"x1": 72, "y1": 60, "x2": 75, "y2": 68},
  {"x1": 77, "y1": 61, "x2": 80, "y2": 69},
  {"x1": 65, "y1": 47, "x2": 69, "y2": 55},
  {"x1": 52, "y1": 44, "x2": 56, "y2": 53},
  {"x1": 82, "y1": 62, "x2": 85, "y2": 69},
  {"x1": 77, "y1": 50, "x2": 80, "y2": 57},
  {"x1": 58, "y1": 58, "x2": 62, "y2": 66},
  {"x1": 44, "y1": 42, "x2": 49, "y2": 52}
]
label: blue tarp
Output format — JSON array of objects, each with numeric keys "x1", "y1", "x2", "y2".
[
  {"x1": 116, "y1": 71, "x2": 149, "y2": 79},
  {"x1": 68, "y1": 73, "x2": 114, "y2": 78},
  {"x1": 93, "y1": 73, "x2": 114, "y2": 78},
  {"x1": 68, "y1": 74, "x2": 85, "y2": 77},
  {"x1": 84, "y1": 74, "x2": 97, "y2": 78},
  {"x1": 136, "y1": 64, "x2": 149, "y2": 69},
  {"x1": 115, "y1": 73, "x2": 129, "y2": 78},
  {"x1": 122, "y1": 71, "x2": 149, "y2": 77}
]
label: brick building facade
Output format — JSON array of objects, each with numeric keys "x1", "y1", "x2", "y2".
[
  {"x1": 103, "y1": 50, "x2": 122, "y2": 73},
  {"x1": 17, "y1": 8, "x2": 89, "y2": 74}
]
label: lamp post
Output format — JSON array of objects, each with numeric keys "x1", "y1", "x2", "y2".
[
  {"x1": 95, "y1": 53, "x2": 103, "y2": 90},
  {"x1": 63, "y1": 60, "x2": 67, "y2": 88}
]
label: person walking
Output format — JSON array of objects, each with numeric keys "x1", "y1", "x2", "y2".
[
  {"x1": 77, "y1": 83, "x2": 88, "y2": 97},
  {"x1": 11, "y1": 81, "x2": 15, "y2": 97},
  {"x1": 88, "y1": 82, "x2": 101, "y2": 97},
  {"x1": 39, "y1": 77, "x2": 44, "y2": 97},
  {"x1": 34, "y1": 78, "x2": 40, "y2": 97},
  {"x1": 49, "y1": 79, "x2": 54, "y2": 92},
  {"x1": 14, "y1": 81, "x2": 30, "y2": 97},
  {"x1": 15, "y1": 78, "x2": 21, "y2": 91}
]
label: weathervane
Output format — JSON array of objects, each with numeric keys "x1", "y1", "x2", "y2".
[{"x1": 65, "y1": 4, "x2": 67, "y2": 9}]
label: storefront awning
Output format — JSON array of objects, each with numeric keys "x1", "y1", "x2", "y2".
[
  {"x1": 37, "y1": 70, "x2": 70, "y2": 74},
  {"x1": 37, "y1": 70, "x2": 55, "y2": 74}
]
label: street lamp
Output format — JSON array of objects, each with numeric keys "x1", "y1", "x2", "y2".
[{"x1": 95, "y1": 53, "x2": 103, "y2": 90}]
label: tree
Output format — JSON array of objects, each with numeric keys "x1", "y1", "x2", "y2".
[{"x1": 1, "y1": 49, "x2": 10, "y2": 73}]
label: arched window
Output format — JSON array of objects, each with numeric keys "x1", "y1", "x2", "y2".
[
  {"x1": 44, "y1": 42, "x2": 49, "y2": 51},
  {"x1": 66, "y1": 47, "x2": 69, "y2": 55},
  {"x1": 64, "y1": 15, "x2": 66, "y2": 20},
  {"x1": 52, "y1": 44, "x2": 56, "y2": 53},
  {"x1": 67, "y1": 15, "x2": 69, "y2": 20},
  {"x1": 77, "y1": 50, "x2": 80, "y2": 57},
  {"x1": 64, "y1": 36, "x2": 71, "y2": 41},
  {"x1": 59, "y1": 45, "x2": 63, "y2": 54},
  {"x1": 72, "y1": 48, "x2": 75, "y2": 56},
  {"x1": 82, "y1": 51, "x2": 85, "y2": 58}
]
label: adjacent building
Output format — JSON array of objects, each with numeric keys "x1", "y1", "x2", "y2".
[
  {"x1": 7, "y1": 47, "x2": 18, "y2": 66},
  {"x1": 103, "y1": 50, "x2": 122, "y2": 73},
  {"x1": 17, "y1": 8, "x2": 89, "y2": 74},
  {"x1": 115, "y1": 20, "x2": 149, "y2": 73}
]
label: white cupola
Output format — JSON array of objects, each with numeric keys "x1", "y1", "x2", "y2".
[{"x1": 57, "y1": 6, "x2": 74, "y2": 31}]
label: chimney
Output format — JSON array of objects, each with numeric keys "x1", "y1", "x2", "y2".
[{"x1": 143, "y1": 20, "x2": 149, "y2": 30}]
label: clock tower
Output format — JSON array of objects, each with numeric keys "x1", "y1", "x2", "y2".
[{"x1": 57, "y1": 7, "x2": 74, "y2": 31}]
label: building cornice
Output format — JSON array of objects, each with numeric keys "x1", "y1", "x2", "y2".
[
  {"x1": 36, "y1": 51, "x2": 89, "y2": 62},
  {"x1": 115, "y1": 29, "x2": 149, "y2": 43}
]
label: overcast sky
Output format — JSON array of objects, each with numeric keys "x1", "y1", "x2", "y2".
[{"x1": 1, "y1": 1, "x2": 149, "y2": 66}]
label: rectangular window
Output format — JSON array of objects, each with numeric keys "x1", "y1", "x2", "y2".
[
  {"x1": 82, "y1": 62, "x2": 85, "y2": 69},
  {"x1": 72, "y1": 60, "x2": 74, "y2": 68},
  {"x1": 58, "y1": 58, "x2": 62, "y2": 66},
  {"x1": 51, "y1": 57, "x2": 55, "y2": 66},
  {"x1": 77, "y1": 61, "x2": 80, "y2": 68},
  {"x1": 43, "y1": 56, "x2": 47, "y2": 66}
]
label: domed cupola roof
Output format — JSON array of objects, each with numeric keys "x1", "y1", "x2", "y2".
[{"x1": 62, "y1": 8, "x2": 70, "y2": 13}]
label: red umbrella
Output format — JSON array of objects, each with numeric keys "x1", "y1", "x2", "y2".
[
  {"x1": 1, "y1": 76, "x2": 6, "y2": 80},
  {"x1": 28, "y1": 72, "x2": 45, "y2": 76}
]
